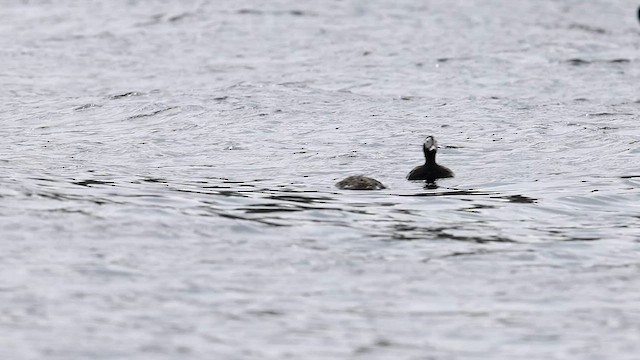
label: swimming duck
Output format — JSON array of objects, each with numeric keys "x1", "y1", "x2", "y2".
[
  {"x1": 407, "y1": 136, "x2": 454, "y2": 182},
  {"x1": 336, "y1": 175, "x2": 386, "y2": 190}
]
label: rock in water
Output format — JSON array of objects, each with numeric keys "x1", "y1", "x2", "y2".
[{"x1": 335, "y1": 176, "x2": 386, "y2": 190}]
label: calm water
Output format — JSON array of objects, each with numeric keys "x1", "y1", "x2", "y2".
[{"x1": 1, "y1": 1, "x2": 640, "y2": 359}]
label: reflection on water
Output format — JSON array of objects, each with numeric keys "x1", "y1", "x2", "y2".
[
  {"x1": 73, "y1": 179, "x2": 116, "y2": 187},
  {"x1": 400, "y1": 188, "x2": 537, "y2": 204},
  {"x1": 494, "y1": 194, "x2": 537, "y2": 204},
  {"x1": 10, "y1": 175, "x2": 569, "y2": 246},
  {"x1": 388, "y1": 224, "x2": 516, "y2": 243},
  {"x1": 401, "y1": 189, "x2": 494, "y2": 197}
]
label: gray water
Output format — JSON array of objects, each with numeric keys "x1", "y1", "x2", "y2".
[{"x1": 2, "y1": 1, "x2": 640, "y2": 359}]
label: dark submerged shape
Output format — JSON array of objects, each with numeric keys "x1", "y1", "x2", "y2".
[
  {"x1": 336, "y1": 176, "x2": 386, "y2": 190},
  {"x1": 407, "y1": 136, "x2": 454, "y2": 182}
]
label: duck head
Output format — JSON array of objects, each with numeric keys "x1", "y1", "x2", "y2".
[
  {"x1": 422, "y1": 135, "x2": 438, "y2": 158},
  {"x1": 424, "y1": 136, "x2": 437, "y2": 151}
]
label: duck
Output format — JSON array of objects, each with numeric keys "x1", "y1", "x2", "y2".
[
  {"x1": 407, "y1": 135, "x2": 454, "y2": 182},
  {"x1": 336, "y1": 175, "x2": 386, "y2": 190}
]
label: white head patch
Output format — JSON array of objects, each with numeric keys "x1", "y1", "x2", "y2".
[{"x1": 424, "y1": 136, "x2": 437, "y2": 151}]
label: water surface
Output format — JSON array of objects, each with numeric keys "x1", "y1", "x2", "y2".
[{"x1": 1, "y1": 1, "x2": 640, "y2": 359}]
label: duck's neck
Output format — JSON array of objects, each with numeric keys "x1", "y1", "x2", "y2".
[{"x1": 423, "y1": 149, "x2": 437, "y2": 165}]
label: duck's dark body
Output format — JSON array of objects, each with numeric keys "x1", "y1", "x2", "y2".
[
  {"x1": 407, "y1": 136, "x2": 454, "y2": 182},
  {"x1": 336, "y1": 175, "x2": 386, "y2": 190},
  {"x1": 407, "y1": 163, "x2": 454, "y2": 182}
]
